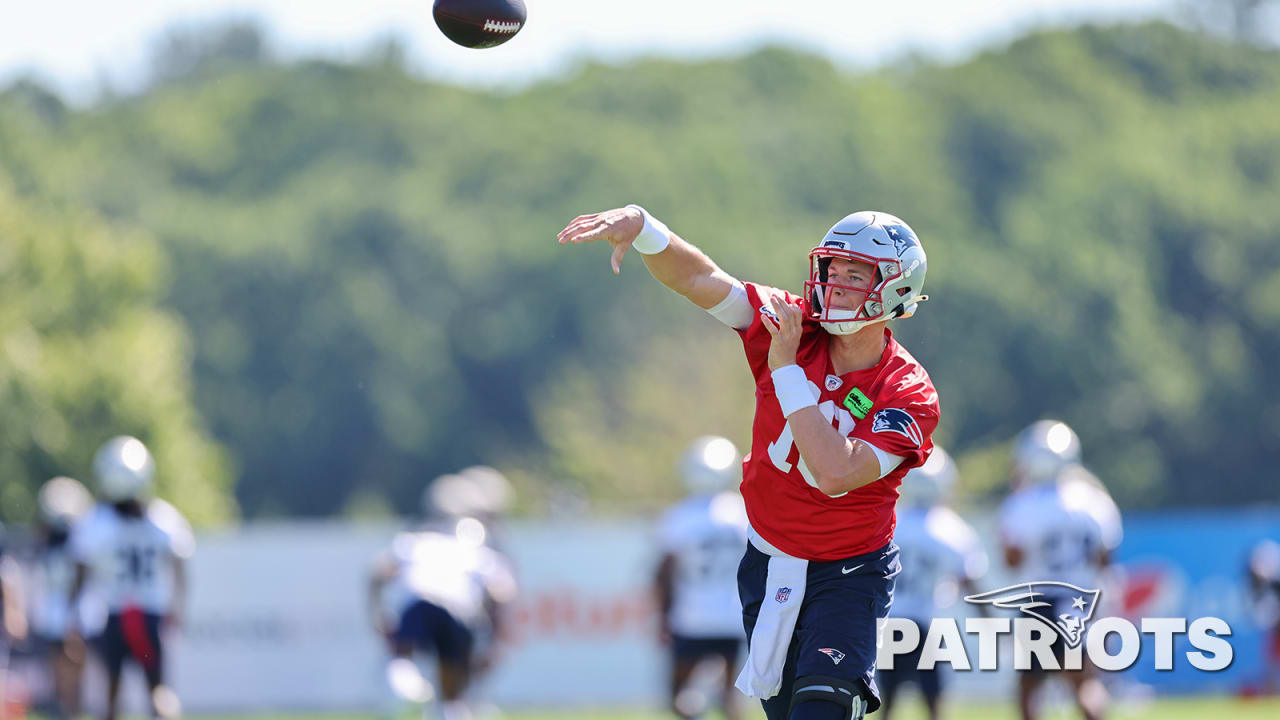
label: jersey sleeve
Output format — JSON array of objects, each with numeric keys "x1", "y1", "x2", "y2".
[
  {"x1": 735, "y1": 282, "x2": 804, "y2": 377},
  {"x1": 148, "y1": 499, "x2": 196, "y2": 559},
  {"x1": 1085, "y1": 485, "x2": 1123, "y2": 551},
  {"x1": 952, "y1": 518, "x2": 990, "y2": 581},
  {"x1": 849, "y1": 388, "x2": 939, "y2": 471},
  {"x1": 478, "y1": 548, "x2": 519, "y2": 604}
]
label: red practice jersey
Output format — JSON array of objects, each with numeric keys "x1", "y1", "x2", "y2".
[{"x1": 736, "y1": 282, "x2": 940, "y2": 561}]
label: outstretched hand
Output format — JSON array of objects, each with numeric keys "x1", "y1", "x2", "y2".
[
  {"x1": 761, "y1": 294, "x2": 803, "y2": 371},
  {"x1": 557, "y1": 207, "x2": 645, "y2": 274}
]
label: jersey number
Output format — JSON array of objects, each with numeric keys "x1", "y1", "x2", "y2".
[
  {"x1": 766, "y1": 391, "x2": 857, "y2": 495},
  {"x1": 116, "y1": 546, "x2": 157, "y2": 584}
]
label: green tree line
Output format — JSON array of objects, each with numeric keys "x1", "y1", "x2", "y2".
[{"x1": 0, "y1": 21, "x2": 1275, "y2": 522}]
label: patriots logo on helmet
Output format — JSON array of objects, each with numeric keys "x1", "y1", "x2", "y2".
[
  {"x1": 818, "y1": 648, "x2": 846, "y2": 665},
  {"x1": 871, "y1": 408, "x2": 923, "y2": 447},
  {"x1": 964, "y1": 582, "x2": 1101, "y2": 649},
  {"x1": 884, "y1": 224, "x2": 919, "y2": 258}
]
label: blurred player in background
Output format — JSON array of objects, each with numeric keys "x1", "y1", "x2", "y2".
[
  {"x1": 654, "y1": 436, "x2": 749, "y2": 720},
  {"x1": 369, "y1": 470, "x2": 518, "y2": 720},
  {"x1": 1246, "y1": 539, "x2": 1280, "y2": 695},
  {"x1": 1, "y1": 522, "x2": 28, "y2": 720},
  {"x1": 30, "y1": 477, "x2": 95, "y2": 719},
  {"x1": 560, "y1": 207, "x2": 938, "y2": 720},
  {"x1": 998, "y1": 420, "x2": 1121, "y2": 720},
  {"x1": 879, "y1": 448, "x2": 987, "y2": 720},
  {"x1": 68, "y1": 436, "x2": 194, "y2": 720}
]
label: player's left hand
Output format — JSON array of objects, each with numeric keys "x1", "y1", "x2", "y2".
[{"x1": 762, "y1": 294, "x2": 802, "y2": 370}]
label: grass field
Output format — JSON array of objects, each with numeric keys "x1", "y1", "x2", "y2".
[{"x1": 186, "y1": 695, "x2": 1280, "y2": 720}]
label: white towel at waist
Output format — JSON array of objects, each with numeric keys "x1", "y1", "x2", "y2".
[{"x1": 735, "y1": 530, "x2": 809, "y2": 699}]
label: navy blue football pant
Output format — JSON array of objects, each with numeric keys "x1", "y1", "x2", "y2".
[
  {"x1": 739, "y1": 541, "x2": 900, "y2": 719},
  {"x1": 394, "y1": 599, "x2": 475, "y2": 663}
]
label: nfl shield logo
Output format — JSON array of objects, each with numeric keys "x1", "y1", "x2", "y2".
[{"x1": 775, "y1": 587, "x2": 792, "y2": 603}]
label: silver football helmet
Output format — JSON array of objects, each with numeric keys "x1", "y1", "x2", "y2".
[
  {"x1": 804, "y1": 211, "x2": 928, "y2": 335},
  {"x1": 421, "y1": 473, "x2": 487, "y2": 520},
  {"x1": 899, "y1": 447, "x2": 958, "y2": 509},
  {"x1": 1010, "y1": 420, "x2": 1081, "y2": 488},
  {"x1": 38, "y1": 476, "x2": 94, "y2": 530},
  {"x1": 458, "y1": 465, "x2": 515, "y2": 516},
  {"x1": 93, "y1": 436, "x2": 156, "y2": 502},
  {"x1": 680, "y1": 436, "x2": 740, "y2": 494}
]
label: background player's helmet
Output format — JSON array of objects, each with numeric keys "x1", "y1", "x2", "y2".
[
  {"x1": 457, "y1": 465, "x2": 515, "y2": 517},
  {"x1": 899, "y1": 447, "x2": 957, "y2": 508},
  {"x1": 804, "y1": 211, "x2": 928, "y2": 336},
  {"x1": 421, "y1": 473, "x2": 489, "y2": 520},
  {"x1": 38, "y1": 476, "x2": 94, "y2": 530},
  {"x1": 679, "y1": 436, "x2": 740, "y2": 493},
  {"x1": 1010, "y1": 419, "x2": 1080, "y2": 488},
  {"x1": 93, "y1": 435, "x2": 156, "y2": 502}
]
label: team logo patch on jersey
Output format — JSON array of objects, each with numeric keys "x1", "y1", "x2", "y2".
[
  {"x1": 775, "y1": 587, "x2": 792, "y2": 604},
  {"x1": 825, "y1": 374, "x2": 843, "y2": 391},
  {"x1": 884, "y1": 224, "x2": 919, "y2": 258},
  {"x1": 818, "y1": 648, "x2": 846, "y2": 665},
  {"x1": 871, "y1": 408, "x2": 923, "y2": 446},
  {"x1": 965, "y1": 582, "x2": 1101, "y2": 649}
]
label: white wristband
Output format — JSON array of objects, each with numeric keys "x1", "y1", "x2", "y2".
[
  {"x1": 625, "y1": 204, "x2": 672, "y2": 255},
  {"x1": 771, "y1": 364, "x2": 817, "y2": 418}
]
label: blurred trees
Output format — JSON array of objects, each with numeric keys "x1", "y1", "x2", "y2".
[
  {"x1": 0, "y1": 184, "x2": 233, "y2": 525},
  {"x1": 0, "y1": 21, "x2": 1276, "y2": 519}
]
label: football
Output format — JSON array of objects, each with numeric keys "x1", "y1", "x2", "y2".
[{"x1": 433, "y1": 0, "x2": 527, "y2": 49}]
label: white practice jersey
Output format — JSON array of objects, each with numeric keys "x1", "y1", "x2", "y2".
[
  {"x1": 69, "y1": 500, "x2": 195, "y2": 615},
  {"x1": 999, "y1": 469, "x2": 1122, "y2": 590},
  {"x1": 892, "y1": 504, "x2": 989, "y2": 621},
  {"x1": 383, "y1": 529, "x2": 517, "y2": 627},
  {"x1": 656, "y1": 491, "x2": 749, "y2": 639}
]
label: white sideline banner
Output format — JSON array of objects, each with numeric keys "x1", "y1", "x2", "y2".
[{"x1": 170, "y1": 520, "x2": 667, "y2": 712}]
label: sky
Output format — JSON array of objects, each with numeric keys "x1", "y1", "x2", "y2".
[{"x1": 1, "y1": 0, "x2": 1185, "y2": 103}]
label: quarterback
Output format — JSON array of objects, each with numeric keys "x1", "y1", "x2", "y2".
[{"x1": 559, "y1": 206, "x2": 938, "y2": 720}]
